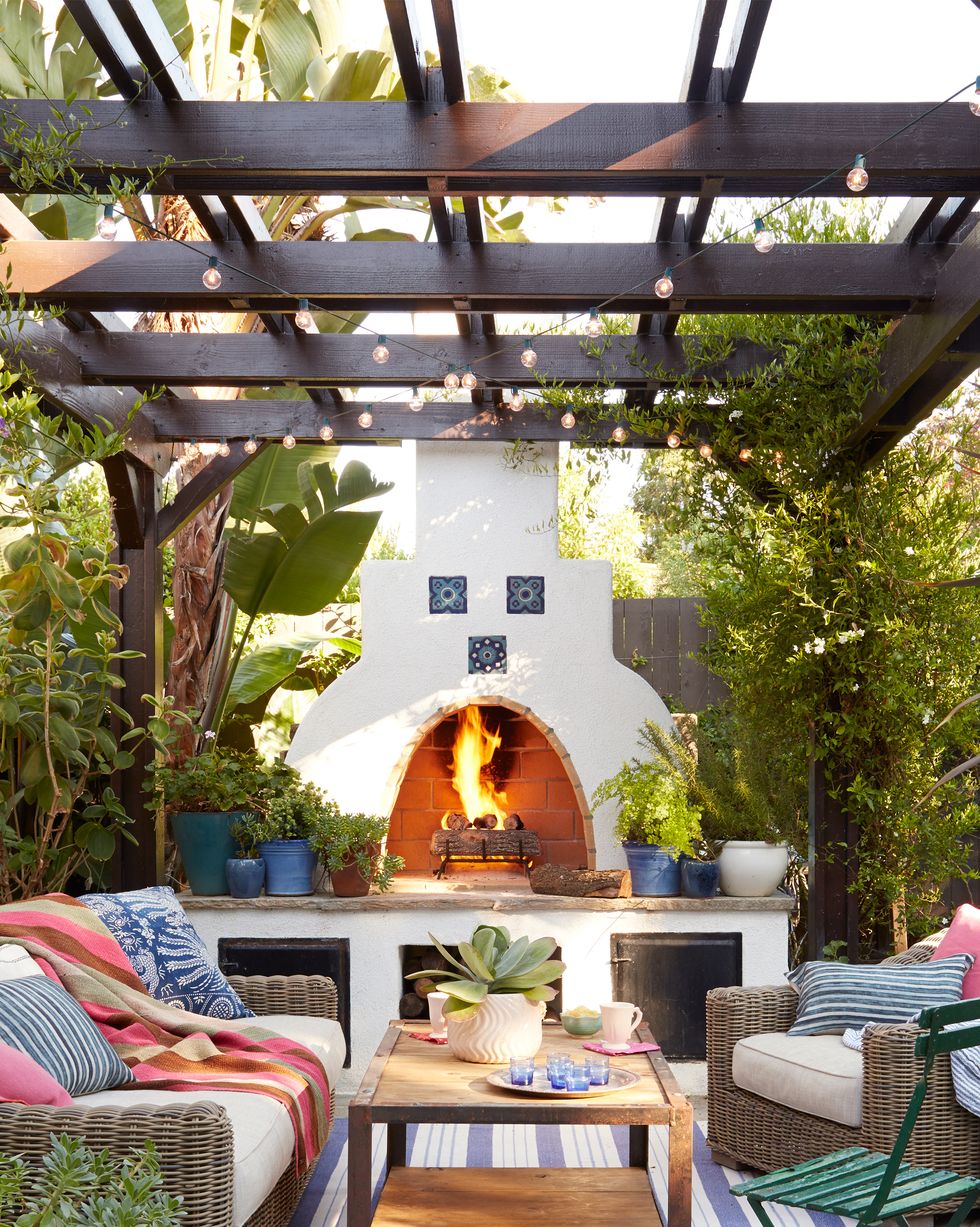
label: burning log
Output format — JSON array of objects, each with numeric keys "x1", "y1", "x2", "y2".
[
  {"x1": 504, "y1": 813, "x2": 524, "y2": 830},
  {"x1": 471, "y1": 814, "x2": 497, "y2": 830},
  {"x1": 443, "y1": 812, "x2": 468, "y2": 831}
]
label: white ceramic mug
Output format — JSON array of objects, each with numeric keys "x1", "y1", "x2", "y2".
[
  {"x1": 600, "y1": 1001, "x2": 643, "y2": 1045},
  {"x1": 427, "y1": 991, "x2": 449, "y2": 1038}
]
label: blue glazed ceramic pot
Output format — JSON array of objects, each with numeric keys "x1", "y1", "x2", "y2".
[
  {"x1": 681, "y1": 857, "x2": 721, "y2": 898},
  {"x1": 257, "y1": 839, "x2": 317, "y2": 896},
  {"x1": 169, "y1": 810, "x2": 242, "y2": 896},
  {"x1": 225, "y1": 857, "x2": 265, "y2": 899},
  {"x1": 622, "y1": 843, "x2": 682, "y2": 897}
]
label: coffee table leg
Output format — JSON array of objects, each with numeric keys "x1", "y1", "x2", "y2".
[
  {"x1": 347, "y1": 1104, "x2": 373, "y2": 1227},
  {"x1": 667, "y1": 1102, "x2": 693, "y2": 1227},
  {"x1": 629, "y1": 1124, "x2": 648, "y2": 1168},
  {"x1": 387, "y1": 1121, "x2": 407, "y2": 1167}
]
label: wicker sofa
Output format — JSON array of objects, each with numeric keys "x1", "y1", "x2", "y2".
[
  {"x1": 0, "y1": 972, "x2": 340, "y2": 1227},
  {"x1": 706, "y1": 933, "x2": 980, "y2": 1182}
]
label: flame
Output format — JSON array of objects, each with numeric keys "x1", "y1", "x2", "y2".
[{"x1": 441, "y1": 706, "x2": 509, "y2": 828}]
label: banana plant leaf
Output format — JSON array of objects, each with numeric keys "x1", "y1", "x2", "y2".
[
  {"x1": 225, "y1": 632, "x2": 326, "y2": 709},
  {"x1": 228, "y1": 444, "x2": 337, "y2": 525}
]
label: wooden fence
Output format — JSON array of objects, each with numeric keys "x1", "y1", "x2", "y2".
[{"x1": 611, "y1": 598, "x2": 728, "y2": 712}]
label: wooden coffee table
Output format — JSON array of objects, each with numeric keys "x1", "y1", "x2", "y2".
[{"x1": 347, "y1": 1020, "x2": 692, "y2": 1227}]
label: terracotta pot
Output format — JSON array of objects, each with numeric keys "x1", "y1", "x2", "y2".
[
  {"x1": 329, "y1": 843, "x2": 379, "y2": 897},
  {"x1": 447, "y1": 993, "x2": 546, "y2": 1064}
]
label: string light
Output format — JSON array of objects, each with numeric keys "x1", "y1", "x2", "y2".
[
  {"x1": 698, "y1": 440, "x2": 714, "y2": 459},
  {"x1": 282, "y1": 432, "x2": 296, "y2": 449},
  {"x1": 319, "y1": 417, "x2": 334, "y2": 441},
  {"x1": 358, "y1": 405, "x2": 374, "y2": 429},
  {"x1": 666, "y1": 430, "x2": 682, "y2": 449},
  {"x1": 561, "y1": 410, "x2": 576, "y2": 429},
  {"x1": 971, "y1": 77, "x2": 980, "y2": 116},
  {"x1": 243, "y1": 435, "x2": 258, "y2": 455},
  {"x1": 654, "y1": 267, "x2": 674, "y2": 299},
  {"x1": 97, "y1": 204, "x2": 117, "y2": 241},
  {"x1": 295, "y1": 299, "x2": 313, "y2": 331},
  {"x1": 508, "y1": 387, "x2": 525, "y2": 411},
  {"x1": 217, "y1": 437, "x2": 230, "y2": 457},
  {"x1": 611, "y1": 425, "x2": 628, "y2": 444},
  {"x1": 461, "y1": 364, "x2": 478, "y2": 390},
  {"x1": 584, "y1": 308, "x2": 602, "y2": 337},
  {"x1": 444, "y1": 367, "x2": 460, "y2": 390},
  {"x1": 184, "y1": 438, "x2": 200, "y2": 460},
  {"x1": 371, "y1": 335, "x2": 390, "y2": 364},
  {"x1": 409, "y1": 387, "x2": 424, "y2": 412},
  {"x1": 846, "y1": 154, "x2": 869, "y2": 192},
  {"x1": 520, "y1": 339, "x2": 538, "y2": 369},
  {"x1": 738, "y1": 446, "x2": 753, "y2": 462},
  {"x1": 753, "y1": 218, "x2": 775, "y2": 254},
  {"x1": 202, "y1": 256, "x2": 222, "y2": 290}
]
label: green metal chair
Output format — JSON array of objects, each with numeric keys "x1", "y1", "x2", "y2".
[{"x1": 731, "y1": 996, "x2": 980, "y2": 1227}]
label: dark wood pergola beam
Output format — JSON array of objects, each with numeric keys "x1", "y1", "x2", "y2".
[
  {"x1": 156, "y1": 442, "x2": 267, "y2": 545},
  {"x1": 72, "y1": 332, "x2": 771, "y2": 387},
  {"x1": 4, "y1": 100, "x2": 978, "y2": 196},
  {"x1": 7, "y1": 239, "x2": 945, "y2": 315}
]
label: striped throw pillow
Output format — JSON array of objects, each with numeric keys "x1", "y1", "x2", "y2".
[
  {"x1": 787, "y1": 954, "x2": 974, "y2": 1036},
  {"x1": 0, "y1": 976, "x2": 133, "y2": 1096}
]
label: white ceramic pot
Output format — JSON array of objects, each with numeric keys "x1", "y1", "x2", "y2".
[
  {"x1": 718, "y1": 841, "x2": 789, "y2": 897},
  {"x1": 447, "y1": 993, "x2": 546, "y2": 1063}
]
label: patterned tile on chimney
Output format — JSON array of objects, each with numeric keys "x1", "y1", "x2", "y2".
[
  {"x1": 429, "y1": 575, "x2": 467, "y2": 614},
  {"x1": 507, "y1": 575, "x2": 545, "y2": 614},
  {"x1": 468, "y1": 636, "x2": 507, "y2": 674}
]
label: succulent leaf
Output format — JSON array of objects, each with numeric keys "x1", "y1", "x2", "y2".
[
  {"x1": 427, "y1": 932, "x2": 472, "y2": 979},
  {"x1": 458, "y1": 941, "x2": 494, "y2": 982},
  {"x1": 522, "y1": 985, "x2": 558, "y2": 1001},
  {"x1": 438, "y1": 978, "x2": 489, "y2": 1004},
  {"x1": 490, "y1": 934, "x2": 529, "y2": 979},
  {"x1": 492, "y1": 960, "x2": 566, "y2": 991}
]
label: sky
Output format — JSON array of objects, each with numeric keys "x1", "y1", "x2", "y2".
[{"x1": 327, "y1": 0, "x2": 980, "y2": 548}]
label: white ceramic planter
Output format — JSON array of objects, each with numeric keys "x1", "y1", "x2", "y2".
[
  {"x1": 718, "y1": 841, "x2": 789, "y2": 897},
  {"x1": 447, "y1": 993, "x2": 546, "y2": 1063}
]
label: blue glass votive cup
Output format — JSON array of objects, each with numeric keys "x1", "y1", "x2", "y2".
[
  {"x1": 565, "y1": 1062, "x2": 592, "y2": 1092},
  {"x1": 587, "y1": 1054, "x2": 611, "y2": 1085},
  {"x1": 510, "y1": 1056, "x2": 536, "y2": 1086},
  {"x1": 547, "y1": 1053, "x2": 572, "y2": 1089}
]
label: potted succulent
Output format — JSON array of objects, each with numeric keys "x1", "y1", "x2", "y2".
[
  {"x1": 310, "y1": 809, "x2": 404, "y2": 897},
  {"x1": 248, "y1": 769, "x2": 323, "y2": 896},
  {"x1": 407, "y1": 925, "x2": 565, "y2": 1063},
  {"x1": 227, "y1": 813, "x2": 266, "y2": 898},
  {"x1": 592, "y1": 751, "x2": 701, "y2": 897},
  {"x1": 150, "y1": 748, "x2": 268, "y2": 896}
]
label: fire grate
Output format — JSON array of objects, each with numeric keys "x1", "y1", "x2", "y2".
[{"x1": 429, "y1": 827, "x2": 541, "y2": 878}]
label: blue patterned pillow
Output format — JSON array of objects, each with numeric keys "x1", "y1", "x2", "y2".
[
  {"x1": 787, "y1": 954, "x2": 974, "y2": 1035},
  {"x1": 81, "y1": 886, "x2": 253, "y2": 1020},
  {"x1": 0, "y1": 977, "x2": 132, "y2": 1096}
]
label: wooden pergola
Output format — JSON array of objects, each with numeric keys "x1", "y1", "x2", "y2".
[{"x1": 4, "y1": 0, "x2": 979, "y2": 952}]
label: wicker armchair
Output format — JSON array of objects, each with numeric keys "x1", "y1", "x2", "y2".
[
  {"x1": 0, "y1": 973, "x2": 338, "y2": 1227},
  {"x1": 706, "y1": 934, "x2": 980, "y2": 1181}
]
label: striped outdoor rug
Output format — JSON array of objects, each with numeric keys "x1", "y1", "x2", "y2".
[{"x1": 289, "y1": 1120, "x2": 852, "y2": 1227}]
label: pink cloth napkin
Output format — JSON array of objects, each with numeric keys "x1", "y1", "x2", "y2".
[
  {"x1": 582, "y1": 1040, "x2": 660, "y2": 1054},
  {"x1": 407, "y1": 1031, "x2": 448, "y2": 1045}
]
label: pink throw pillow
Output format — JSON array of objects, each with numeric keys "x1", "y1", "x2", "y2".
[
  {"x1": 931, "y1": 904, "x2": 980, "y2": 998},
  {"x1": 0, "y1": 1041, "x2": 72, "y2": 1106}
]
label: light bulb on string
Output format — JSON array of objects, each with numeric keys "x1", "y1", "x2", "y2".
[
  {"x1": 282, "y1": 432, "x2": 296, "y2": 449},
  {"x1": 611, "y1": 425, "x2": 628, "y2": 444},
  {"x1": 461, "y1": 365, "x2": 478, "y2": 390},
  {"x1": 561, "y1": 410, "x2": 576, "y2": 429},
  {"x1": 773, "y1": 449, "x2": 785, "y2": 467},
  {"x1": 846, "y1": 154, "x2": 869, "y2": 192},
  {"x1": 508, "y1": 387, "x2": 525, "y2": 411},
  {"x1": 698, "y1": 440, "x2": 714, "y2": 460},
  {"x1": 520, "y1": 339, "x2": 538, "y2": 369},
  {"x1": 409, "y1": 387, "x2": 424, "y2": 412},
  {"x1": 753, "y1": 218, "x2": 775, "y2": 254},
  {"x1": 97, "y1": 204, "x2": 117, "y2": 241},
  {"x1": 319, "y1": 418, "x2": 334, "y2": 442},
  {"x1": 970, "y1": 77, "x2": 980, "y2": 117},
  {"x1": 372, "y1": 336, "x2": 390, "y2": 364},
  {"x1": 444, "y1": 367, "x2": 460, "y2": 390},
  {"x1": 654, "y1": 267, "x2": 674, "y2": 299},
  {"x1": 184, "y1": 438, "x2": 200, "y2": 460},
  {"x1": 202, "y1": 257, "x2": 222, "y2": 290},
  {"x1": 738, "y1": 447, "x2": 753, "y2": 462},
  {"x1": 584, "y1": 308, "x2": 602, "y2": 337},
  {"x1": 358, "y1": 405, "x2": 374, "y2": 429},
  {"x1": 295, "y1": 299, "x2": 313, "y2": 331},
  {"x1": 217, "y1": 437, "x2": 230, "y2": 457},
  {"x1": 243, "y1": 436, "x2": 258, "y2": 455},
  {"x1": 666, "y1": 430, "x2": 682, "y2": 449}
]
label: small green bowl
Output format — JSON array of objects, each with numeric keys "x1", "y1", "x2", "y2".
[{"x1": 560, "y1": 1011, "x2": 602, "y2": 1037}]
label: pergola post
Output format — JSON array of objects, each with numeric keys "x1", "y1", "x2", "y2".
[
  {"x1": 807, "y1": 743, "x2": 859, "y2": 960},
  {"x1": 109, "y1": 460, "x2": 165, "y2": 889}
]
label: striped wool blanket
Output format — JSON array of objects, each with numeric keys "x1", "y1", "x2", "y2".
[{"x1": 0, "y1": 895, "x2": 329, "y2": 1169}]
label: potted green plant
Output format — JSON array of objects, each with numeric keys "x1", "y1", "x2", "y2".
[
  {"x1": 150, "y1": 748, "x2": 268, "y2": 896},
  {"x1": 592, "y1": 750, "x2": 701, "y2": 897},
  {"x1": 226, "y1": 813, "x2": 266, "y2": 899},
  {"x1": 407, "y1": 925, "x2": 565, "y2": 1063},
  {"x1": 248, "y1": 770, "x2": 324, "y2": 896},
  {"x1": 309, "y1": 809, "x2": 404, "y2": 897}
]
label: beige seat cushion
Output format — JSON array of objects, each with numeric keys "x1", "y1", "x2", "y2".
[
  {"x1": 223, "y1": 1014, "x2": 346, "y2": 1090},
  {"x1": 74, "y1": 1088, "x2": 291, "y2": 1226},
  {"x1": 732, "y1": 1031, "x2": 863, "y2": 1127}
]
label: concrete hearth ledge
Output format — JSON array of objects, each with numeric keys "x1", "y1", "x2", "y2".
[{"x1": 181, "y1": 890, "x2": 794, "y2": 913}]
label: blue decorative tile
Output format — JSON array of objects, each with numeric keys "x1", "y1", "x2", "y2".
[
  {"x1": 507, "y1": 575, "x2": 545, "y2": 615},
  {"x1": 468, "y1": 636, "x2": 507, "y2": 674},
  {"x1": 429, "y1": 575, "x2": 467, "y2": 614}
]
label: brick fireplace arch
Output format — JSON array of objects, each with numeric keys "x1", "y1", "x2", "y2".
[{"x1": 385, "y1": 697, "x2": 594, "y2": 875}]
